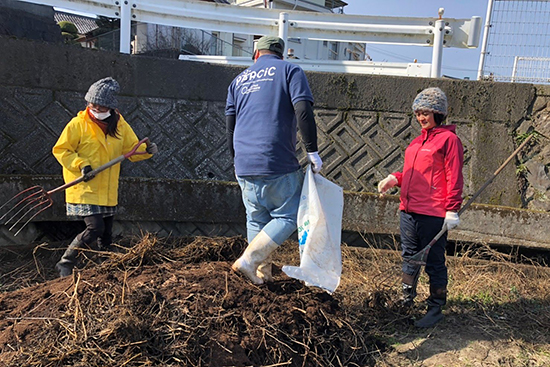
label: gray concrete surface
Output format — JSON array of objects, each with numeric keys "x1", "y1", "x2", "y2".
[
  {"x1": 0, "y1": 36, "x2": 549, "y2": 250},
  {"x1": 1, "y1": 176, "x2": 549, "y2": 251}
]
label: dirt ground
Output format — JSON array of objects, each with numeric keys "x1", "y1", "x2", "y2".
[{"x1": 0, "y1": 235, "x2": 549, "y2": 367}]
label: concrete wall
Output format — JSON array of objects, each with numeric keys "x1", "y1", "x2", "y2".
[
  {"x1": 0, "y1": 0, "x2": 63, "y2": 44},
  {"x1": 1, "y1": 36, "x2": 548, "y2": 248},
  {"x1": 516, "y1": 85, "x2": 550, "y2": 211},
  {"x1": 2, "y1": 176, "x2": 549, "y2": 251}
]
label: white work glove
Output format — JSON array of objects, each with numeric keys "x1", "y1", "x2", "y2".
[
  {"x1": 146, "y1": 142, "x2": 158, "y2": 155},
  {"x1": 377, "y1": 174, "x2": 398, "y2": 195},
  {"x1": 307, "y1": 151, "x2": 323, "y2": 173},
  {"x1": 444, "y1": 211, "x2": 460, "y2": 230}
]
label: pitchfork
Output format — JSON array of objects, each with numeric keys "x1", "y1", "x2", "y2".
[{"x1": 0, "y1": 137, "x2": 151, "y2": 236}]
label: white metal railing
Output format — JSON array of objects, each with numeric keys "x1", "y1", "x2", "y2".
[
  {"x1": 511, "y1": 57, "x2": 550, "y2": 84},
  {"x1": 19, "y1": 0, "x2": 482, "y2": 78},
  {"x1": 178, "y1": 55, "x2": 432, "y2": 77}
]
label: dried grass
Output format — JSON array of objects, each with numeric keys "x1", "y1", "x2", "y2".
[{"x1": 1, "y1": 234, "x2": 549, "y2": 366}]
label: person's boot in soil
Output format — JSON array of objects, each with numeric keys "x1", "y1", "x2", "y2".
[
  {"x1": 96, "y1": 235, "x2": 118, "y2": 264},
  {"x1": 415, "y1": 286, "x2": 446, "y2": 328},
  {"x1": 401, "y1": 270, "x2": 420, "y2": 308},
  {"x1": 232, "y1": 231, "x2": 278, "y2": 285},
  {"x1": 256, "y1": 254, "x2": 273, "y2": 282},
  {"x1": 55, "y1": 236, "x2": 84, "y2": 277},
  {"x1": 96, "y1": 242, "x2": 114, "y2": 264},
  {"x1": 96, "y1": 217, "x2": 115, "y2": 263}
]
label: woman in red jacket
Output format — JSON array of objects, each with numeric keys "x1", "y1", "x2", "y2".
[{"x1": 378, "y1": 87, "x2": 464, "y2": 328}]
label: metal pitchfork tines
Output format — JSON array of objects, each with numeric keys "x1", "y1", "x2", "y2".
[{"x1": 0, "y1": 137, "x2": 151, "y2": 236}]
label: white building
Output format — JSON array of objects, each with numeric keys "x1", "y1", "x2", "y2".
[{"x1": 132, "y1": 0, "x2": 367, "y2": 61}]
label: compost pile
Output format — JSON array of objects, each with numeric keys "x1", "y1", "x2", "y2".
[{"x1": 0, "y1": 236, "x2": 384, "y2": 367}]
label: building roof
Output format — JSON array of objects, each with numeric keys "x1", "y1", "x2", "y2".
[
  {"x1": 324, "y1": 0, "x2": 347, "y2": 9},
  {"x1": 54, "y1": 12, "x2": 99, "y2": 35}
]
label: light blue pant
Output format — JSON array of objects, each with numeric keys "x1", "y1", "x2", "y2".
[{"x1": 236, "y1": 169, "x2": 304, "y2": 245}]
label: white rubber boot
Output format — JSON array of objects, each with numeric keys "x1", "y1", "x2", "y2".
[
  {"x1": 232, "y1": 231, "x2": 278, "y2": 285},
  {"x1": 256, "y1": 254, "x2": 273, "y2": 282}
]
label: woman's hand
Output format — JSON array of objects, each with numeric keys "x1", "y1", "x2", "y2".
[
  {"x1": 81, "y1": 165, "x2": 95, "y2": 182},
  {"x1": 444, "y1": 211, "x2": 460, "y2": 230},
  {"x1": 146, "y1": 142, "x2": 158, "y2": 155},
  {"x1": 377, "y1": 174, "x2": 398, "y2": 196}
]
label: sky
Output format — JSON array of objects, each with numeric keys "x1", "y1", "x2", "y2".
[{"x1": 341, "y1": 0, "x2": 489, "y2": 80}]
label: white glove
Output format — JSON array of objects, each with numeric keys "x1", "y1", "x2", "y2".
[
  {"x1": 444, "y1": 211, "x2": 460, "y2": 230},
  {"x1": 146, "y1": 142, "x2": 158, "y2": 155},
  {"x1": 377, "y1": 174, "x2": 398, "y2": 195},
  {"x1": 307, "y1": 151, "x2": 323, "y2": 173}
]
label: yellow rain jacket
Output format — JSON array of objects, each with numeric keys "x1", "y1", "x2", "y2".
[{"x1": 52, "y1": 109, "x2": 152, "y2": 206}]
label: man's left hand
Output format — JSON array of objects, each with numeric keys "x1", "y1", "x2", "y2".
[{"x1": 307, "y1": 152, "x2": 323, "y2": 173}]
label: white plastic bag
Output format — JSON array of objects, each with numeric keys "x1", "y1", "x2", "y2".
[{"x1": 282, "y1": 165, "x2": 344, "y2": 293}]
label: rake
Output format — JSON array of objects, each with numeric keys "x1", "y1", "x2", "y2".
[
  {"x1": 405, "y1": 133, "x2": 535, "y2": 266},
  {"x1": 0, "y1": 137, "x2": 151, "y2": 236}
]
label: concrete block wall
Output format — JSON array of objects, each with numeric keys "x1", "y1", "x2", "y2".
[{"x1": 0, "y1": 36, "x2": 547, "y2": 247}]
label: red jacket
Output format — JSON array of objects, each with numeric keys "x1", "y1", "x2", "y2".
[{"x1": 393, "y1": 125, "x2": 464, "y2": 218}]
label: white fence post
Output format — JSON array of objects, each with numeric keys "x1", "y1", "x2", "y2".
[
  {"x1": 511, "y1": 56, "x2": 519, "y2": 83},
  {"x1": 477, "y1": 0, "x2": 494, "y2": 80},
  {"x1": 278, "y1": 12, "x2": 289, "y2": 54},
  {"x1": 430, "y1": 10, "x2": 445, "y2": 78},
  {"x1": 118, "y1": 0, "x2": 131, "y2": 54}
]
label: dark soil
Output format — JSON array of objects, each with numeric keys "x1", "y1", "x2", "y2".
[
  {"x1": 0, "y1": 236, "x2": 385, "y2": 367},
  {"x1": 3, "y1": 235, "x2": 549, "y2": 367}
]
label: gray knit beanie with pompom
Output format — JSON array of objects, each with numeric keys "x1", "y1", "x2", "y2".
[
  {"x1": 85, "y1": 77, "x2": 120, "y2": 110},
  {"x1": 412, "y1": 87, "x2": 448, "y2": 116}
]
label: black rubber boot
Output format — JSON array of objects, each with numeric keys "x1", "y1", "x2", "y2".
[
  {"x1": 96, "y1": 242, "x2": 115, "y2": 264},
  {"x1": 96, "y1": 216, "x2": 113, "y2": 253},
  {"x1": 55, "y1": 236, "x2": 84, "y2": 277},
  {"x1": 401, "y1": 270, "x2": 420, "y2": 308},
  {"x1": 415, "y1": 286, "x2": 447, "y2": 328}
]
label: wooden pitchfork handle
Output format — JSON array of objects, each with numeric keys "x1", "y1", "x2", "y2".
[
  {"x1": 48, "y1": 137, "x2": 151, "y2": 196},
  {"x1": 405, "y1": 133, "x2": 535, "y2": 265}
]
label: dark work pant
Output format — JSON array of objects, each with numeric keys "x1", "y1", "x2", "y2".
[
  {"x1": 400, "y1": 211, "x2": 448, "y2": 289},
  {"x1": 77, "y1": 214, "x2": 114, "y2": 249}
]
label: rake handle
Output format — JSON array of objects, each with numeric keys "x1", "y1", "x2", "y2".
[
  {"x1": 406, "y1": 133, "x2": 534, "y2": 264},
  {"x1": 48, "y1": 137, "x2": 150, "y2": 196}
]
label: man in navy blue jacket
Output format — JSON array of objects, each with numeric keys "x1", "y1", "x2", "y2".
[{"x1": 226, "y1": 35, "x2": 322, "y2": 285}]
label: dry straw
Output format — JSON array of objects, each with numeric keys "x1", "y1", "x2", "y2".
[{"x1": 0, "y1": 234, "x2": 549, "y2": 366}]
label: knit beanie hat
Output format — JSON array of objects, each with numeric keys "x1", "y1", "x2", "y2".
[
  {"x1": 412, "y1": 87, "x2": 448, "y2": 116},
  {"x1": 85, "y1": 77, "x2": 120, "y2": 110}
]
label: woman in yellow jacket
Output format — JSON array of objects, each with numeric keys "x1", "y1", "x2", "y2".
[{"x1": 53, "y1": 77, "x2": 157, "y2": 277}]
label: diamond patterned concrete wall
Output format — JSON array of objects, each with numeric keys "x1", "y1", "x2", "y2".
[
  {"x1": 0, "y1": 85, "x2": 476, "y2": 199},
  {"x1": 0, "y1": 87, "x2": 235, "y2": 182},
  {"x1": 0, "y1": 85, "x2": 476, "y2": 246},
  {"x1": 0, "y1": 37, "x2": 540, "y2": 247}
]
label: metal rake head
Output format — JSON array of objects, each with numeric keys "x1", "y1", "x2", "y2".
[
  {"x1": 404, "y1": 250, "x2": 428, "y2": 266},
  {"x1": 0, "y1": 186, "x2": 53, "y2": 236}
]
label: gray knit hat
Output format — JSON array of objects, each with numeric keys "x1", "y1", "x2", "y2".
[
  {"x1": 85, "y1": 77, "x2": 120, "y2": 110},
  {"x1": 412, "y1": 87, "x2": 448, "y2": 116}
]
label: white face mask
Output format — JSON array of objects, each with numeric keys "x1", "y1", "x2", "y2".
[{"x1": 90, "y1": 109, "x2": 111, "y2": 120}]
